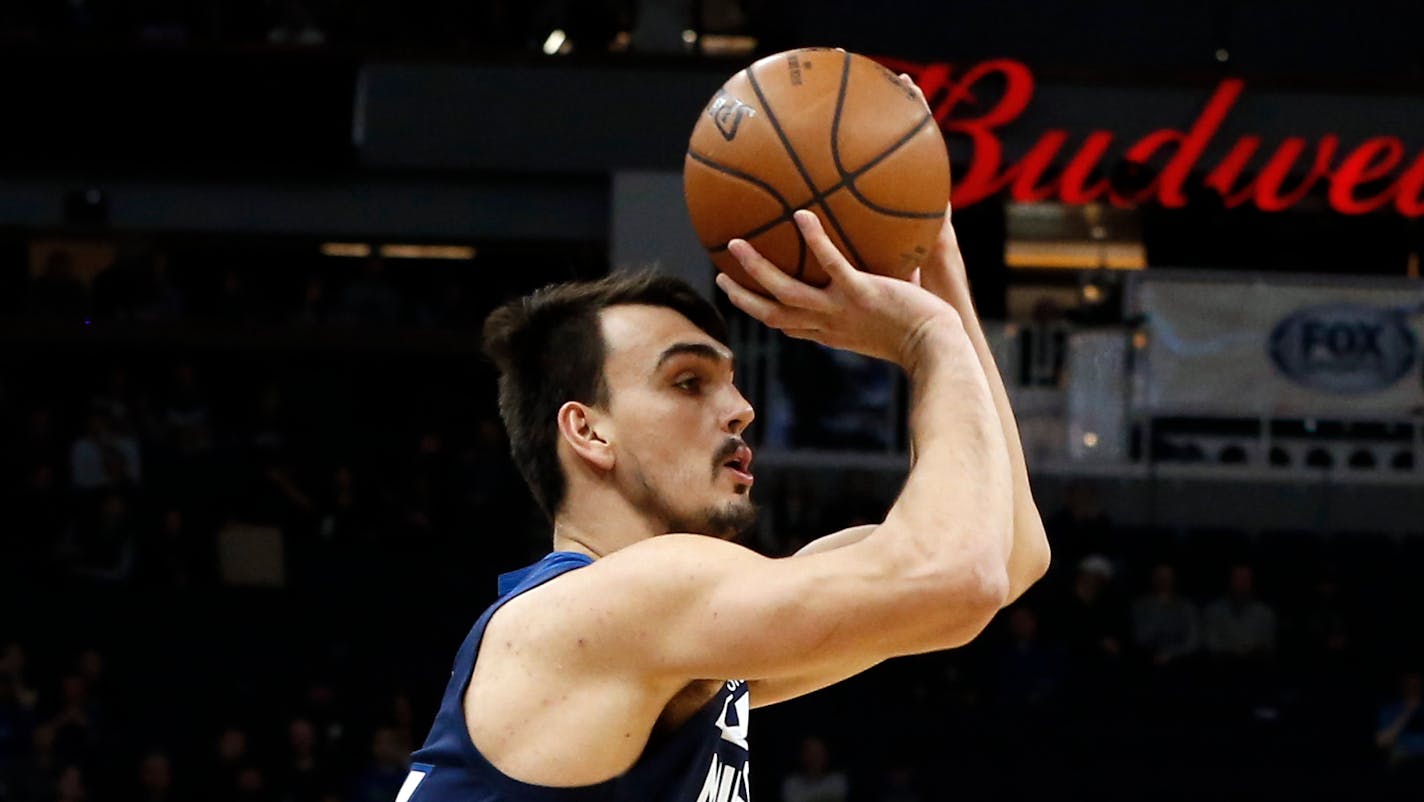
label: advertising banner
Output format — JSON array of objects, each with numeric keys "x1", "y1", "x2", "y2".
[{"x1": 1132, "y1": 273, "x2": 1423, "y2": 415}]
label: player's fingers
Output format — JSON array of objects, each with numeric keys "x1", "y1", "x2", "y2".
[
  {"x1": 779, "y1": 327, "x2": 830, "y2": 345},
  {"x1": 937, "y1": 202, "x2": 962, "y2": 250},
  {"x1": 899, "y1": 73, "x2": 929, "y2": 111},
  {"x1": 727, "y1": 239, "x2": 835, "y2": 313},
  {"x1": 793, "y1": 210, "x2": 863, "y2": 291},
  {"x1": 714, "y1": 273, "x2": 816, "y2": 331}
]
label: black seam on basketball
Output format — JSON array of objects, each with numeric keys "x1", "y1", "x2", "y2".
[
  {"x1": 706, "y1": 152, "x2": 935, "y2": 255},
  {"x1": 831, "y1": 57, "x2": 946, "y2": 220},
  {"x1": 746, "y1": 57, "x2": 870, "y2": 271},
  {"x1": 835, "y1": 115, "x2": 946, "y2": 219},
  {"x1": 686, "y1": 148, "x2": 797, "y2": 248}
]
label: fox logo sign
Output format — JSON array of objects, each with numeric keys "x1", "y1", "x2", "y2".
[{"x1": 1269, "y1": 303, "x2": 1418, "y2": 393}]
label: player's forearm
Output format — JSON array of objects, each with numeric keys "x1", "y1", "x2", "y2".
[
  {"x1": 875, "y1": 322, "x2": 1012, "y2": 602},
  {"x1": 933, "y1": 280, "x2": 1050, "y2": 603}
]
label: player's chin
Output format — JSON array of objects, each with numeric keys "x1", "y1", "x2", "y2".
[{"x1": 708, "y1": 497, "x2": 758, "y2": 541}]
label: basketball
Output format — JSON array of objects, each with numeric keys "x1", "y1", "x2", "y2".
[{"x1": 683, "y1": 47, "x2": 951, "y2": 294}]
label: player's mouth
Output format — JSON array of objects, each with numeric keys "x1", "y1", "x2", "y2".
[{"x1": 720, "y1": 444, "x2": 755, "y2": 486}]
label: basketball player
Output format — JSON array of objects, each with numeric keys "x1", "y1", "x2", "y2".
[{"x1": 401, "y1": 203, "x2": 1051, "y2": 801}]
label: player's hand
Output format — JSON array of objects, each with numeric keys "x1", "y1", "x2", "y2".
[
  {"x1": 893, "y1": 72, "x2": 973, "y2": 314},
  {"x1": 919, "y1": 202, "x2": 972, "y2": 308},
  {"x1": 716, "y1": 209, "x2": 962, "y2": 372}
]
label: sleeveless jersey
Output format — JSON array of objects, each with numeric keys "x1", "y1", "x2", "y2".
[{"x1": 402, "y1": 551, "x2": 752, "y2": 802}]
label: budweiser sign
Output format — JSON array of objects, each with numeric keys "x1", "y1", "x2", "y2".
[{"x1": 881, "y1": 58, "x2": 1424, "y2": 217}]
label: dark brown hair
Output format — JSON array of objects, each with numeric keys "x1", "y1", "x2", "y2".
[{"x1": 481, "y1": 271, "x2": 729, "y2": 519}]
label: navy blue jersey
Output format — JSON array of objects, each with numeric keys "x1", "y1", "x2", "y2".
[{"x1": 403, "y1": 551, "x2": 752, "y2": 802}]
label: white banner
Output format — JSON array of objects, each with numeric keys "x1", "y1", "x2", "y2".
[{"x1": 1134, "y1": 274, "x2": 1424, "y2": 416}]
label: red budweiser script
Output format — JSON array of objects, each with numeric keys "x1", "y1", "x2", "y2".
[{"x1": 880, "y1": 57, "x2": 1424, "y2": 217}]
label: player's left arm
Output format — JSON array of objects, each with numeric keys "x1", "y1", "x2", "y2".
[
  {"x1": 751, "y1": 194, "x2": 1054, "y2": 707},
  {"x1": 917, "y1": 204, "x2": 1050, "y2": 604},
  {"x1": 894, "y1": 72, "x2": 1050, "y2": 602}
]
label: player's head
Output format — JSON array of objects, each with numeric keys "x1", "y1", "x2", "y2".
[{"x1": 482, "y1": 271, "x2": 756, "y2": 539}]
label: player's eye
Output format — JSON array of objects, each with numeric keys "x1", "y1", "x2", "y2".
[{"x1": 674, "y1": 376, "x2": 703, "y2": 393}]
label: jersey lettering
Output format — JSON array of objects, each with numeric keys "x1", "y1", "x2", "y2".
[
  {"x1": 699, "y1": 681, "x2": 751, "y2": 801},
  {"x1": 395, "y1": 763, "x2": 433, "y2": 802}
]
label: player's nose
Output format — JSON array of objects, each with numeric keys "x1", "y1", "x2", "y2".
[{"x1": 723, "y1": 386, "x2": 755, "y2": 436}]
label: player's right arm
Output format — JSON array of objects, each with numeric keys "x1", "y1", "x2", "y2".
[{"x1": 539, "y1": 210, "x2": 1013, "y2": 685}]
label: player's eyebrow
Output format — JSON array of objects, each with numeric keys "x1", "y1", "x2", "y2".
[{"x1": 654, "y1": 342, "x2": 734, "y2": 373}]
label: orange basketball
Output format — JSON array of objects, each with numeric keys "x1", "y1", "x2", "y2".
[{"x1": 683, "y1": 47, "x2": 950, "y2": 294}]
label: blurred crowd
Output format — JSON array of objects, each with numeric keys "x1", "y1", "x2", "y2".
[
  {"x1": 0, "y1": 242, "x2": 546, "y2": 333},
  {"x1": 3, "y1": 243, "x2": 1424, "y2": 802}
]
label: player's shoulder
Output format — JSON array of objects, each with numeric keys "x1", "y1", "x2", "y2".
[
  {"x1": 589, "y1": 533, "x2": 768, "y2": 584},
  {"x1": 501, "y1": 535, "x2": 763, "y2": 621},
  {"x1": 484, "y1": 535, "x2": 765, "y2": 668}
]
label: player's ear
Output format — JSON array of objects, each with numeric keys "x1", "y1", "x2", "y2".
[{"x1": 557, "y1": 401, "x2": 615, "y2": 472}]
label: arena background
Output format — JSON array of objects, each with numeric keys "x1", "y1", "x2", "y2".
[{"x1": 1, "y1": 1, "x2": 1422, "y2": 800}]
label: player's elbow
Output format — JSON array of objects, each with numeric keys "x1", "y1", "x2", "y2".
[
  {"x1": 1023, "y1": 521, "x2": 1052, "y2": 584},
  {"x1": 930, "y1": 557, "x2": 1009, "y2": 648}
]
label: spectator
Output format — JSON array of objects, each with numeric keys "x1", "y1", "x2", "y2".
[
  {"x1": 276, "y1": 717, "x2": 329, "y2": 802},
  {"x1": 248, "y1": 383, "x2": 292, "y2": 460},
  {"x1": 1299, "y1": 572, "x2": 1352, "y2": 661},
  {"x1": 266, "y1": 0, "x2": 326, "y2": 45},
  {"x1": 11, "y1": 723, "x2": 64, "y2": 801},
  {"x1": 1131, "y1": 562, "x2": 1201, "y2": 715},
  {"x1": 160, "y1": 363, "x2": 212, "y2": 457},
  {"x1": 133, "y1": 750, "x2": 180, "y2": 802},
  {"x1": 54, "y1": 762, "x2": 89, "y2": 802},
  {"x1": 780, "y1": 735, "x2": 848, "y2": 802},
  {"x1": 69, "y1": 407, "x2": 143, "y2": 491},
  {"x1": 213, "y1": 269, "x2": 253, "y2": 323},
  {"x1": 291, "y1": 274, "x2": 333, "y2": 326},
  {"x1": 1203, "y1": 564, "x2": 1277, "y2": 661},
  {"x1": 135, "y1": 507, "x2": 206, "y2": 589},
  {"x1": 40, "y1": 673, "x2": 100, "y2": 765},
  {"x1": 89, "y1": 363, "x2": 148, "y2": 436},
  {"x1": 992, "y1": 605, "x2": 1064, "y2": 717},
  {"x1": 71, "y1": 492, "x2": 138, "y2": 583},
  {"x1": 208, "y1": 726, "x2": 255, "y2": 802},
  {"x1": 74, "y1": 650, "x2": 109, "y2": 713},
  {"x1": 1131, "y1": 562, "x2": 1201, "y2": 667},
  {"x1": 131, "y1": 251, "x2": 186, "y2": 322},
  {"x1": 232, "y1": 765, "x2": 270, "y2": 802},
  {"x1": 875, "y1": 762, "x2": 923, "y2": 802},
  {"x1": 386, "y1": 692, "x2": 416, "y2": 749},
  {"x1": 300, "y1": 682, "x2": 346, "y2": 757},
  {"x1": 0, "y1": 643, "x2": 39, "y2": 711},
  {"x1": 459, "y1": 417, "x2": 522, "y2": 523},
  {"x1": 348, "y1": 727, "x2": 408, "y2": 802},
  {"x1": 0, "y1": 673, "x2": 36, "y2": 782},
  {"x1": 316, "y1": 464, "x2": 372, "y2": 546},
  {"x1": 1376, "y1": 671, "x2": 1424, "y2": 769},
  {"x1": 1058, "y1": 554, "x2": 1127, "y2": 705},
  {"x1": 1203, "y1": 563, "x2": 1278, "y2": 718}
]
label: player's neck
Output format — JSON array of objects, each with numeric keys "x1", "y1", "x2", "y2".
[{"x1": 551, "y1": 491, "x2": 662, "y2": 559}]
